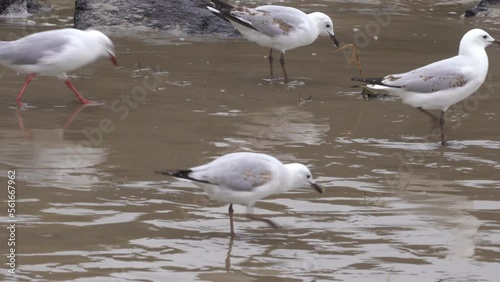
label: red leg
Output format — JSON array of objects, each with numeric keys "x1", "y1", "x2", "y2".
[
  {"x1": 15, "y1": 108, "x2": 33, "y2": 139},
  {"x1": 16, "y1": 73, "x2": 36, "y2": 107},
  {"x1": 63, "y1": 105, "x2": 87, "y2": 130},
  {"x1": 64, "y1": 80, "x2": 93, "y2": 104}
]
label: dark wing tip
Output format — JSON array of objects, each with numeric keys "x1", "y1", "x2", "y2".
[
  {"x1": 155, "y1": 169, "x2": 214, "y2": 185},
  {"x1": 155, "y1": 170, "x2": 192, "y2": 177},
  {"x1": 207, "y1": 0, "x2": 260, "y2": 33},
  {"x1": 351, "y1": 77, "x2": 383, "y2": 84},
  {"x1": 351, "y1": 77, "x2": 402, "y2": 89}
]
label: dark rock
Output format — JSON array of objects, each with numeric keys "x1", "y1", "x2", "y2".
[
  {"x1": 0, "y1": 0, "x2": 43, "y2": 15},
  {"x1": 74, "y1": 0, "x2": 239, "y2": 37},
  {"x1": 0, "y1": 0, "x2": 9, "y2": 12},
  {"x1": 0, "y1": 0, "x2": 25, "y2": 14},
  {"x1": 465, "y1": 0, "x2": 500, "y2": 17},
  {"x1": 27, "y1": 0, "x2": 42, "y2": 14}
]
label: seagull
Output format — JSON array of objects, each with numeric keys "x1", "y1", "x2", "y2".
[
  {"x1": 155, "y1": 152, "x2": 324, "y2": 237},
  {"x1": 0, "y1": 28, "x2": 117, "y2": 107},
  {"x1": 352, "y1": 28, "x2": 499, "y2": 145},
  {"x1": 207, "y1": 0, "x2": 339, "y2": 83}
]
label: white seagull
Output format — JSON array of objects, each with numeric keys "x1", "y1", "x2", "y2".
[
  {"x1": 207, "y1": 0, "x2": 339, "y2": 83},
  {"x1": 352, "y1": 28, "x2": 499, "y2": 145},
  {"x1": 155, "y1": 152, "x2": 324, "y2": 237},
  {"x1": 0, "y1": 28, "x2": 117, "y2": 107}
]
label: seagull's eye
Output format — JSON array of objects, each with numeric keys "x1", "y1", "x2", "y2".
[
  {"x1": 326, "y1": 24, "x2": 331, "y2": 28},
  {"x1": 483, "y1": 35, "x2": 488, "y2": 39},
  {"x1": 306, "y1": 175, "x2": 311, "y2": 179}
]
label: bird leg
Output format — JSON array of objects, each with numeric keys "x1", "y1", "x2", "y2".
[
  {"x1": 225, "y1": 232, "x2": 234, "y2": 272},
  {"x1": 16, "y1": 73, "x2": 36, "y2": 107},
  {"x1": 228, "y1": 204, "x2": 235, "y2": 237},
  {"x1": 245, "y1": 213, "x2": 280, "y2": 229},
  {"x1": 280, "y1": 52, "x2": 289, "y2": 83},
  {"x1": 64, "y1": 80, "x2": 93, "y2": 104},
  {"x1": 417, "y1": 107, "x2": 439, "y2": 121},
  {"x1": 63, "y1": 105, "x2": 87, "y2": 130},
  {"x1": 15, "y1": 108, "x2": 33, "y2": 140},
  {"x1": 440, "y1": 110, "x2": 447, "y2": 146},
  {"x1": 15, "y1": 108, "x2": 26, "y2": 130},
  {"x1": 268, "y1": 48, "x2": 274, "y2": 79}
]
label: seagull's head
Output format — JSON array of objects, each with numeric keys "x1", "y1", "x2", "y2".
[
  {"x1": 308, "y1": 12, "x2": 339, "y2": 47},
  {"x1": 285, "y1": 163, "x2": 324, "y2": 194},
  {"x1": 86, "y1": 29, "x2": 118, "y2": 66},
  {"x1": 460, "y1": 28, "x2": 500, "y2": 53}
]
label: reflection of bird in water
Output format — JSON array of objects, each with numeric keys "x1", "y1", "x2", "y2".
[
  {"x1": 0, "y1": 106, "x2": 108, "y2": 190},
  {"x1": 389, "y1": 148, "x2": 481, "y2": 261},
  {"x1": 231, "y1": 106, "x2": 330, "y2": 151},
  {"x1": 396, "y1": 187, "x2": 481, "y2": 260},
  {"x1": 225, "y1": 235, "x2": 234, "y2": 272}
]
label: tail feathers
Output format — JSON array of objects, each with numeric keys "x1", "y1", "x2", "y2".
[
  {"x1": 155, "y1": 169, "x2": 191, "y2": 178},
  {"x1": 351, "y1": 77, "x2": 401, "y2": 88},
  {"x1": 218, "y1": 11, "x2": 260, "y2": 32},
  {"x1": 207, "y1": 0, "x2": 260, "y2": 32},
  {"x1": 155, "y1": 169, "x2": 211, "y2": 184},
  {"x1": 207, "y1": 6, "x2": 230, "y2": 23}
]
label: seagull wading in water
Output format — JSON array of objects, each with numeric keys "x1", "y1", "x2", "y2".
[
  {"x1": 155, "y1": 152, "x2": 324, "y2": 237},
  {"x1": 0, "y1": 28, "x2": 117, "y2": 107},
  {"x1": 207, "y1": 0, "x2": 339, "y2": 83},
  {"x1": 352, "y1": 28, "x2": 499, "y2": 145}
]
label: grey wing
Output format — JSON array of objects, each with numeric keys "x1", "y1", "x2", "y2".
[
  {"x1": 190, "y1": 154, "x2": 280, "y2": 191},
  {"x1": 234, "y1": 6, "x2": 307, "y2": 37},
  {"x1": 0, "y1": 33, "x2": 70, "y2": 65},
  {"x1": 382, "y1": 58, "x2": 472, "y2": 93}
]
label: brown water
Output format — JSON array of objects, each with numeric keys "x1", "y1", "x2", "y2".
[{"x1": 1, "y1": 1, "x2": 500, "y2": 281}]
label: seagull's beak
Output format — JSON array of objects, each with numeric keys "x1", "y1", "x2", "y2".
[
  {"x1": 328, "y1": 32, "x2": 340, "y2": 47},
  {"x1": 309, "y1": 181, "x2": 324, "y2": 194},
  {"x1": 493, "y1": 40, "x2": 500, "y2": 45},
  {"x1": 108, "y1": 52, "x2": 118, "y2": 66}
]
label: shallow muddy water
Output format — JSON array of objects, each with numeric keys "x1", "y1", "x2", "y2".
[{"x1": 0, "y1": 0, "x2": 499, "y2": 281}]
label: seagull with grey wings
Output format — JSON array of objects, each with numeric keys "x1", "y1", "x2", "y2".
[
  {"x1": 0, "y1": 28, "x2": 117, "y2": 107},
  {"x1": 207, "y1": 0, "x2": 340, "y2": 83},
  {"x1": 155, "y1": 152, "x2": 324, "y2": 237},
  {"x1": 352, "y1": 28, "x2": 499, "y2": 145}
]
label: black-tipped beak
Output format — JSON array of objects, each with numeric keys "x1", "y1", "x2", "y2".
[
  {"x1": 108, "y1": 52, "x2": 118, "y2": 66},
  {"x1": 310, "y1": 181, "x2": 324, "y2": 194},
  {"x1": 329, "y1": 32, "x2": 340, "y2": 47},
  {"x1": 493, "y1": 40, "x2": 500, "y2": 45}
]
